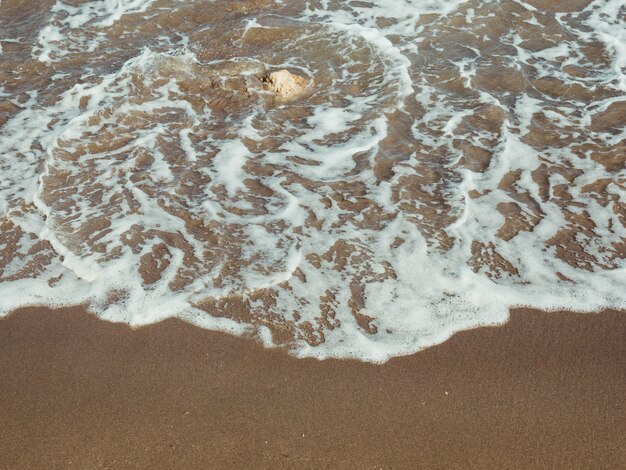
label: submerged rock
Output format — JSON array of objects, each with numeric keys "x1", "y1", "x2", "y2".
[{"x1": 264, "y1": 69, "x2": 311, "y2": 100}]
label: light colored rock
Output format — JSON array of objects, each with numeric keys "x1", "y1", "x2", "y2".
[{"x1": 264, "y1": 69, "x2": 310, "y2": 100}]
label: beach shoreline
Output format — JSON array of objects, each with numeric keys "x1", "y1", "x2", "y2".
[
  {"x1": 1, "y1": 306, "x2": 624, "y2": 469},
  {"x1": 2, "y1": 1, "x2": 625, "y2": 468}
]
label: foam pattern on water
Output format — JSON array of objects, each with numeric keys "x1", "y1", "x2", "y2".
[
  {"x1": 34, "y1": 0, "x2": 157, "y2": 62},
  {"x1": 0, "y1": 0, "x2": 624, "y2": 362}
]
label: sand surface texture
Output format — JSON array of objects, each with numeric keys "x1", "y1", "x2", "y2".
[{"x1": 1, "y1": 306, "x2": 624, "y2": 469}]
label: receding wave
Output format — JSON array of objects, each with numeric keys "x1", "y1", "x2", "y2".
[{"x1": 0, "y1": 0, "x2": 624, "y2": 361}]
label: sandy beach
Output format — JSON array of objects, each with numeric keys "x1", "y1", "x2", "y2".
[
  {"x1": 1, "y1": 0, "x2": 625, "y2": 468},
  {"x1": 0, "y1": 306, "x2": 623, "y2": 469}
]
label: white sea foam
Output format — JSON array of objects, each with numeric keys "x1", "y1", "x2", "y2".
[
  {"x1": 0, "y1": 0, "x2": 625, "y2": 362},
  {"x1": 33, "y1": 0, "x2": 157, "y2": 62}
]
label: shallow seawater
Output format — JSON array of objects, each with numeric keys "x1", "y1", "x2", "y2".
[{"x1": 0, "y1": 0, "x2": 624, "y2": 362}]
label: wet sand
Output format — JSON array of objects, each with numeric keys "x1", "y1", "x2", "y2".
[{"x1": 0, "y1": 307, "x2": 624, "y2": 469}]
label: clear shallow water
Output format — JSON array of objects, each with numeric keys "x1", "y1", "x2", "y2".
[{"x1": 0, "y1": 0, "x2": 624, "y2": 362}]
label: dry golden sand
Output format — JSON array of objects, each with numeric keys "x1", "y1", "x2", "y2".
[{"x1": 0, "y1": 306, "x2": 624, "y2": 469}]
